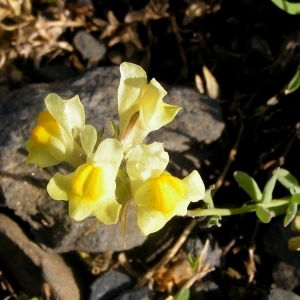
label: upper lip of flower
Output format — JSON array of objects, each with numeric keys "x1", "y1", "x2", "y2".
[
  {"x1": 26, "y1": 93, "x2": 87, "y2": 167},
  {"x1": 117, "y1": 62, "x2": 181, "y2": 151}
]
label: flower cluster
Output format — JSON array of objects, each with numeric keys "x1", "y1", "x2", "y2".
[{"x1": 26, "y1": 62, "x2": 205, "y2": 236}]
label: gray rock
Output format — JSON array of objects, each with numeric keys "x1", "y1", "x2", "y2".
[
  {"x1": 191, "y1": 279, "x2": 223, "y2": 300},
  {"x1": 183, "y1": 232, "x2": 222, "y2": 268},
  {"x1": 36, "y1": 64, "x2": 78, "y2": 82},
  {"x1": 73, "y1": 31, "x2": 106, "y2": 68},
  {"x1": 89, "y1": 269, "x2": 133, "y2": 300},
  {"x1": 0, "y1": 213, "x2": 80, "y2": 300},
  {"x1": 263, "y1": 218, "x2": 300, "y2": 290},
  {"x1": 0, "y1": 65, "x2": 224, "y2": 253},
  {"x1": 113, "y1": 286, "x2": 153, "y2": 300},
  {"x1": 261, "y1": 286, "x2": 300, "y2": 300}
]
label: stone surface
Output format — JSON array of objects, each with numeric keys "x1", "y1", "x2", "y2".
[
  {"x1": 263, "y1": 218, "x2": 300, "y2": 291},
  {"x1": 0, "y1": 213, "x2": 80, "y2": 299},
  {"x1": 191, "y1": 279, "x2": 223, "y2": 300},
  {"x1": 89, "y1": 269, "x2": 133, "y2": 300},
  {"x1": 36, "y1": 64, "x2": 78, "y2": 82},
  {"x1": 113, "y1": 286, "x2": 154, "y2": 300},
  {"x1": 0, "y1": 65, "x2": 224, "y2": 252},
  {"x1": 73, "y1": 31, "x2": 107, "y2": 68},
  {"x1": 183, "y1": 232, "x2": 222, "y2": 268},
  {"x1": 261, "y1": 286, "x2": 300, "y2": 300}
]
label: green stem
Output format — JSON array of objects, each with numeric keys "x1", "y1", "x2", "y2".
[{"x1": 187, "y1": 199, "x2": 290, "y2": 217}]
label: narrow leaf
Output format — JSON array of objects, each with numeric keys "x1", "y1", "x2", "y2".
[
  {"x1": 286, "y1": 66, "x2": 300, "y2": 94},
  {"x1": 270, "y1": 0, "x2": 300, "y2": 15},
  {"x1": 277, "y1": 169, "x2": 300, "y2": 195},
  {"x1": 291, "y1": 216, "x2": 300, "y2": 233},
  {"x1": 288, "y1": 236, "x2": 300, "y2": 251},
  {"x1": 109, "y1": 119, "x2": 119, "y2": 139},
  {"x1": 261, "y1": 169, "x2": 278, "y2": 204},
  {"x1": 120, "y1": 200, "x2": 131, "y2": 249},
  {"x1": 292, "y1": 194, "x2": 300, "y2": 203},
  {"x1": 256, "y1": 206, "x2": 273, "y2": 223},
  {"x1": 234, "y1": 171, "x2": 262, "y2": 201},
  {"x1": 284, "y1": 203, "x2": 298, "y2": 227},
  {"x1": 207, "y1": 215, "x2": 222, "y2": 228},
  {"x1": 174, "y1": 288, "x2": 190, "y2": 300},
  {"x1": 202, "y1": 185, "x2": 215, "y2": 208}
]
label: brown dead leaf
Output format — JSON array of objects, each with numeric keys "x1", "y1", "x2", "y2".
[
  {"x1": 108, "y1": 24, "x2": 143, "y2": 50},
  {"x1": 124, "y1": 3, "x2": 169, "y2": 25},
  {"x1": 244, "y1": 242, "x2": 256, "y2": 283},
  {"x1": 195, "y1": 66, "x2": 220, "y2": 98},
  {"x1": 226, "y1": 267, "x2": 242, "y2": 280},
  {"x1": 6, "y1": 0, "x2": 21, "y2": 16},
  {"x1": 91, "y1": 251, "x2": 114, "y2": 275},
  {"x1": 154, "y1": 258, "x2": 193, "y2": 292},
  {"x1": 150, "y1": 0, "x2": 169, "y2": 14},
  {"x1": 183, "y1": 1, "x2": 207, "y2": 25},
  {"x1": 99, "y1": 10, "x2": 120, "y2": 39},
  {"x1": 203, "y1": 65, "x2": 220, "y2": 99},
  {"x1": 195, "y1": 73, "x2": 205, "y2": 94}
]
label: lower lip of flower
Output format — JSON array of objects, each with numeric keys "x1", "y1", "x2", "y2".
[
  {"x1": 71, "y1": 163, "x2": 104, "y2": 202},
  {"x1": 141, "y1": 173, "x2": 187, "y2": 213}
]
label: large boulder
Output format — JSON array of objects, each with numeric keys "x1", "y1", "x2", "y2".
[{"x1": 0, "y1": 66, "x2": 224, "y2": 252}]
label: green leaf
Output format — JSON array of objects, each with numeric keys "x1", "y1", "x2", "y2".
[
  {"x1": 284, "y1": 203, "x2": 298, "y2": 226},
  {"x1": 286, "y1": 66, "x2": 300, "y2": 94},
  {"x1": 202, "y1": 185, "x2": 215, "y2": 208},
  {"x1": 187, "y1": 253, "x2": 200, "y2": 271},
  {"x1": 261, "y1": 170, "x2": 278, "y2": 204},
  {"x1": 174, "y1": 288, "x2": 190, "y2": 300},
  {"x1": 234, "y1": 171, "x2": 262, "y2": 201},
  {"x1": 270, "y1": 0, "x2": 300, "y2": 15},
  {"x1": 256, "y1": 206, "x2": 273, "y2": 223},
  {"x1": 18, "y1": 296, "x2": 30, "y2": 300},
  {"x1": 288, "y1": 236, "x2": 300, "y2": 251},
  {"x1": 291, "y1": 215, "x2": 300, "y2": 232},
  {"x1": 292, "y1": 194, "x2": 300, "y2": 203},
  {"x1": 94, "y1": 127, "x2": 104, "y2": 152},
  {"x1": 109, "y1": 119, "x2": 119, "y2": 139},
  {"x1": 207, "y1": 215, "x2": 222, "y2": 228},
  {"x1": 277, "y1": 169, "x2": 300, "y2": 195}
]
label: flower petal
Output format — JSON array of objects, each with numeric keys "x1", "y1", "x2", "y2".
[
  {"x1": 45, "y1": 93, "x2": 85, "y2": 137},
  {"x1": 127, "y1": 142, "x2": 169, "y2": 194},
  {"x1": 69, "y1": 194, "x2": 94, "y2": 221},
  {"x1": 182, "y1": 170, "x2": 205, "y2": 202},
  {"x1": 140, "y1": 79, "x2": 167, "y2": 126},
  {"x1": 47, "y1": 172, "x2": 74, "y2": 200},
  {"x1": 147, "y1": 101, "x2": 181, "y2": 132},
  {"x1": 26, "y1": 140, "x2": 61, "y2": 167},
  {"x1": 85, "y1": 162, "x2": 121, "y2": 224},
  {"x1": 93, "y1": 138, "x2": 123, "y2": 167},
  {"x1": 172, "y1": 198, "x2": 190, "y2": 216},
  {"x1": 93, "y1": 196, "x2": 121, "y2": 225},
  {"x1": 118, "y1": 62, "x2": 147, "y2": 138},
  {"x1": 79, "y1": 125, "x2": 97, "y2": 157},
  {"x1": 136, "y1": 206, "x2": 170, "y2": 236},
  {"x1": 134, "y1": 173, "x2": 186, "y2": 213}
]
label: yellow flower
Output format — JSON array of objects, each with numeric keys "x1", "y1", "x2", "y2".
[
  {"x1": 26, "y1": 93, "x2": 86, "y2": 167},
  {"x1": 127, "y1": 143, "x2": 205, "y2": 235},
  {"x1": 47, "y1": 138, "x2": 124, "y2": 224},
  {"x1": 118, "y1": 62, "x2": 181, "y2": 151}
]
